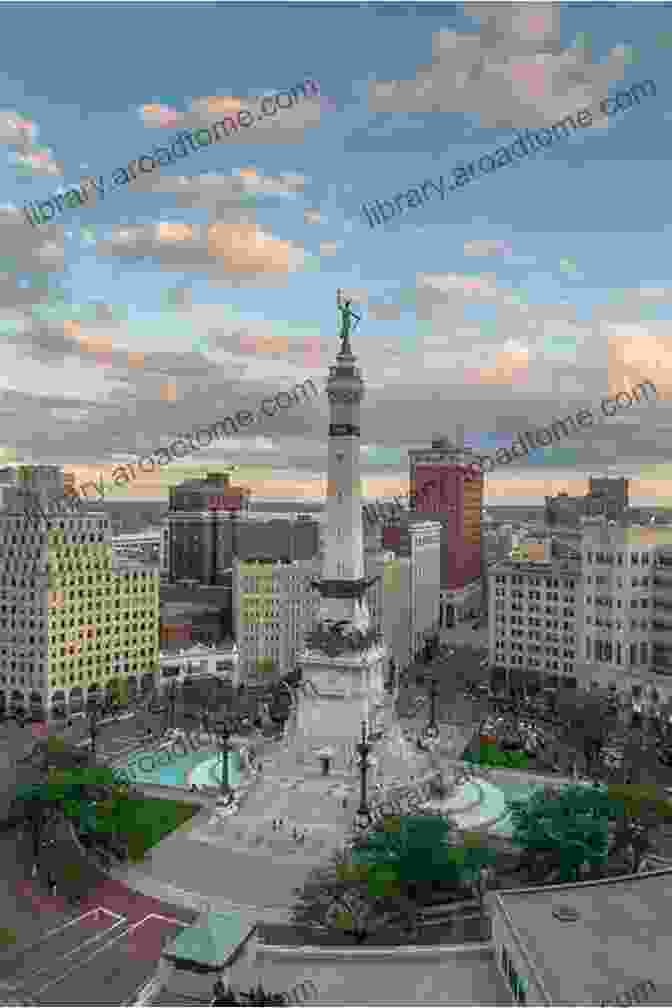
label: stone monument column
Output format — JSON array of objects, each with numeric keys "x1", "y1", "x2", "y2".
[{"x1": 295, "y1": 291, "x2": 387, "y2": 763}]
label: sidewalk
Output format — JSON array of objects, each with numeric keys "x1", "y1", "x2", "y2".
[{"x1": 109, "y1": 863, "x2": 293, "y2": 923}]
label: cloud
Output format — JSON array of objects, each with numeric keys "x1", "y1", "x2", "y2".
[
  {"x1": 463, "y1": 239, "x2": 513, "y2": 257},
  {"x1": 118, "y1": 165, "x2": 306, "y2": 208},
  {"x1": 607, "y1": 328, "x2": 672, "y2": 402},
  {"x1": 139, "y1": 87, "x2": 322, "y2": 145},
  {"x1": 0, "y1": 110, "x2": 62, "y2": 177},
  {"x1": 96, "y1": 221, "x2": 305, "y2": 284},
  {"x1": 367, "y1": 3, "x2": 628, "y2": 132}
]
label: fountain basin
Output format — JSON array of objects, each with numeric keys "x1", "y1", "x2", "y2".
[{"x1": 420, "y1": 776, "x2": 514, "y2": 834}]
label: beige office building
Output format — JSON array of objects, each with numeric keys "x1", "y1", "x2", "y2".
[
  {"x1": 376, "y1": 518, "x2": 442, "y2": 670},
  {"x1": 489, "y1": 518, "x2": 672, "y2": 708},
  {"x1": 0, "y1": 466, "x2": 159, "y2": 718},
  {"x1": 234, "y1": 558, "x2": 320, "y2": 685}
]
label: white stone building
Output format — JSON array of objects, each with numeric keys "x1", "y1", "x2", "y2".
[
  {"x1": 489, "y1": 517, "x2": 672, "y2": 707},
  {"x1": 376, "y1": 518, "x2": 442, "y2": 670},
  {"x1": 159, "y1": 641, "x2": 240, "y2": 691}
]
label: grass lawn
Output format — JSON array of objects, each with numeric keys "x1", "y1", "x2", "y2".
[
  {"x1": 462, "y1": 740, "x2": 530, "y2": 770},
  {"x1": 93, "y1": 796, "x2": 200, "y2": 861}
]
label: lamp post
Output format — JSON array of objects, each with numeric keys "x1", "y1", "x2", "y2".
[
  {"x1": 216, "y1": 719, "x2": 233, "y2": 799},
  {"x1": 422, "y1": 634, "x2": 446, "y2": 740},
  {"x1": 355, "y1": 720, "x2": 372, "y2": 829},
  {"x1": 426, "y1": 675, "x2": 439, "y2": 739},
  {"x1": 166, "y1": 679, "x2": 177, "y2": 733},
  {"x1": 88, "y1": 700, "x2": 100, "y2": 758}
]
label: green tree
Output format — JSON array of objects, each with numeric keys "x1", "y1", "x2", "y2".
[
  {"x1": 508, "y1": 784, "x2": 614, "y2": 883},
  {"x1": 290, "y1": 850, "x2": 394, "y2": 941},
  {"x1": 350, "y1": 814, "x2": 496, "y2": 931},
  {"x1": 12, "y1": 740, "x2": 132, "y2": 893},
  {"x1": 606, "y1": 783, "x2": 672, "y2": 871}
]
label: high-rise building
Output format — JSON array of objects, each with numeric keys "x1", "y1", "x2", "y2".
[
  {"x1": 0, "y1": 466, "x2": 159, "y2": 719},
  {"x1": 489, "y1": 551, "x2": 581, "y2": 691},
  {"x1": 578, "y1": 521, "x2": 656, "y2": 701},
  {"x1": 489, "y1": 517, "x2": 672, "y2": 709},
  {"x1": 163, "y1": 474, "x2": 320, "y2": 660},
  {"x1": 166, "y1": 472, "x2": 250, "y2": 585},
  {"x1": 379, "y1": 518, "x2": 441, "y2": 670},
  {"x1": 234, "y1": 557, "x2": 320, "y2": 685},
  {"x1": 408, "y1": 436, "x2": 484, "y2": 628},
  {"x1": 545, "y1": 476, "x2": 630, "y2": 527}
]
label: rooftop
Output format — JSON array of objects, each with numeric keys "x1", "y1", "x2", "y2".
[{"x1": 492, "y1": 868, "x2": 672, "y2": 1006}]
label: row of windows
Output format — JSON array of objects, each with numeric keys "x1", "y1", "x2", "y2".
[
  {"x1": 502, "y1": 641, "x2": 576, "y2": 658},
  {"x1": 586, "y1": 575, "x2": 650, "y2": 587},
  {"x1": 586, "y1": 596, "x2": 649, "y2": 608},
  {"x1": 506, "y1": 628, "x2": 576, "y2": 642},
  {"x1": 496, "y1": 614, "x2": 574, "y2": 631},
  {"x1": 509, "y1": 605, "x2": 576, "y2": 618},
  {"x1": 495, "y1": 653, "x2": 568, "y2": 672},
  {"x1": 586, "y1": 551, "x2": 650, "y2": 565},
  {"x1": 495, "y1": 576, "x2": 576, "y2": 589},
  {"x1": 585, "y1": 639, "x2": 649, "y2": 664},
  {"x1": 585, "y1": 619, "x2": 648, "y2": 632}
]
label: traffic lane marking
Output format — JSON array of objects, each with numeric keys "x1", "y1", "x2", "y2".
[
  {"x1": 6, "y1": 907, "x2": 124, "y2": 961},
  {"x1": 8, "y1": 917, "x2": 130, "y2": 990},
  {"x1": 31, "y1": 914, "x2": 187, "y2": 1001}
]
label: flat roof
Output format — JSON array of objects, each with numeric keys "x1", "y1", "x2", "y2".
[{"x1": 493, "y1": 868, "x2": 672, "y2": 1006}]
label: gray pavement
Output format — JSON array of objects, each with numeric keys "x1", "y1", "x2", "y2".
[{"x1": 243, "y1": 948, "x2": 511, "y2": 1005}]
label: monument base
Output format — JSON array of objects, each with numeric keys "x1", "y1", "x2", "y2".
[{"x1": 295, "y1": 643, "x2": 388, "y2": 772}]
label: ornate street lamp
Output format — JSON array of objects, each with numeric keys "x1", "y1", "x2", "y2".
[
  {"x1": 355, "y1": 720, "x2": 373, "y2": 829},
  {"x1": 426, "y1": 676, "x2": 440, "y2": 739},
  {"x1": 422, "y1": 635, "x2": 446, "y2": 741},
  {"x1": 166, "y1": 679, "x2": 178, "y2": 733},
  {"x1": 216, "y1": 719, "x2": 233, "y2": 799},
  {"x1": 88, "y1": 700, "x2": 100, "y2": 758}
]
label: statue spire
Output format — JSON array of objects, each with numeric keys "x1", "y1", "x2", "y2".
[{"x1": 336, "y1": 288, "x2": 361, "y2": 355}]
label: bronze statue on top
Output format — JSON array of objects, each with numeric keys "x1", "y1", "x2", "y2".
[{"x1": 336, "y1": 288, "x2": 361, "y2": 354}]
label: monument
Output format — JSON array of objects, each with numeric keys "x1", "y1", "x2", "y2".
[
  {"x1": 294, "y1": 293, "x2": 389, "y2": 763},
  {"x1": 294, "y1": 293, "x2": 413, "y2": 774}
]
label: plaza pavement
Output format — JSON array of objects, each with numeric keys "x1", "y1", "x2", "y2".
[
  {"x1": 115, "y1": 753, "x2": 360, "y2": 917},
  {"x1": 108, "y1": 721, "x2": 478, "y2": 923}
]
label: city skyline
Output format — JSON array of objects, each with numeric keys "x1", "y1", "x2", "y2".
[{"x1": 0, "y1": 4, "x2": 670, "y2": 507}]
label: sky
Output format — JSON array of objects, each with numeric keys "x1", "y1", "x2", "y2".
[{"x1": 1, "y1": 0, "x2": 671, "y2": 507}]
